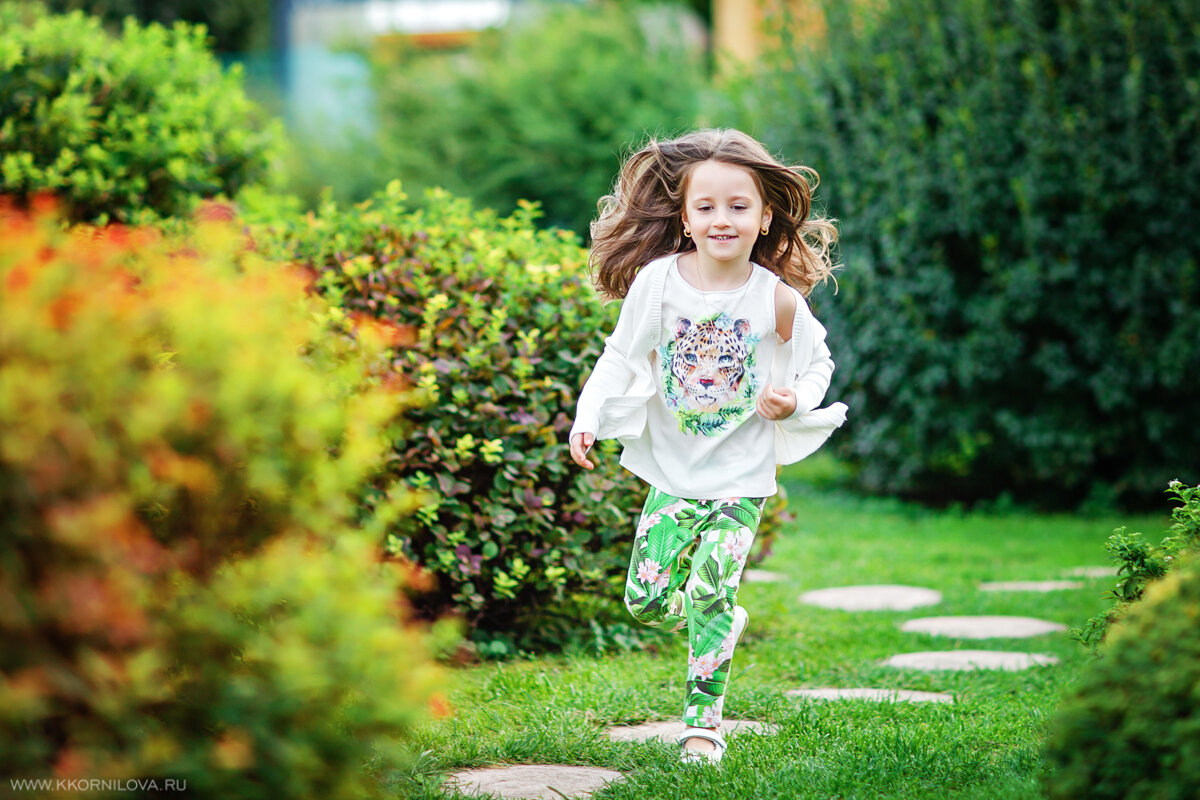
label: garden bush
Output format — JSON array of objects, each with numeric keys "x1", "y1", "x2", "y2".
[
  {"x1": 1044, "y1": 553, "x2": 1200, "y2": 799},
  {"x1": 247, "y1": 184, "x2": 647, "y2": 647},
  {"x1": 1074, "y1": 480, "x2": 1200, "y2": 649},
  {"x1": 369, "y1": 1, "x2": 705, "y2": 235},
  {"x1": 0, "y1": 202, "x2": 443, "y2": 796},
  {"x1": 0, "y1": 2, "x2": 280, "y2": 224},
  {"x1": 248, "y1": 183, "x2": 788, "y2": 649},
  {"x1": 731, "y1": 0, "x2": 1200, "y2": 505}
]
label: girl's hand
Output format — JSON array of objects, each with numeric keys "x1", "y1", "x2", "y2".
[
  {"x1": 757, "y1": 384, "x2": 797, "y2": 421},
  {"x1": 570, "y1": 432, "x2": 596, "y2": 470}
]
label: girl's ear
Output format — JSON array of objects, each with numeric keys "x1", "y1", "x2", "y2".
[{"x1": 763, "y1": 207, "x2": 773, "y2": 228}]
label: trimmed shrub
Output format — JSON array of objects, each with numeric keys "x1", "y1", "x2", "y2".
[
  {"x1": 247, "y1": 184, "x2": 650, "y2": 646},
  {"x1": 0, "y1": 203, "x2": 443, "y2": 796},
  {"x1": 1043, "y1": 554, "x2": 1200, "y2": 799},
  {"x1": 369, "y1": 1, "x2": 705, "y2": 235},
  {"x1": 1074, "y1": 480, "x2": 1200, "y2": 649},
  {"x1": 732, "y1": 0, "x2": 1200, "y2": 505},
  {"x1": 0, "y1": 2, "x2": 280, "y2": 224}
]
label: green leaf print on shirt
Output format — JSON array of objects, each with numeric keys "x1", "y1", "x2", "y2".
[{"x1": 658, "y1": 312, "x2": 760, "y2": 437}]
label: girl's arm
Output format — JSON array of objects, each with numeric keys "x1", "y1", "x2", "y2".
[
  {"x1": 569, "y1": 273, "x2": 650, "y2": 449},
  {"x1": 758, "y1": 283, "x2": 835, "y2": 420}
]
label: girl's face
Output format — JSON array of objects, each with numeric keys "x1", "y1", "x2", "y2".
[{"x1": 681, "y1": 159, "x2": 771, "y2": 271}]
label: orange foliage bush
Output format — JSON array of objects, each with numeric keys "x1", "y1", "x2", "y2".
[{"x1": 0, "y1": 200, "x2": 442, "y2": 797}]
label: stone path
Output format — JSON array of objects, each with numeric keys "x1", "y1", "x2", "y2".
[
  {"x1": 440, "y1": 571, "x2": 1077, "y2": 796},
  {"x1": 979, "y1": 580, "x2": 1083, "y2": 592},
  {"x1": 606, "y1": 718, "x2": 778, "y2": 743},
  {"x1": 884, "y1": 650, "x2": 1060, "y2": 671},
  {"x1": 743, "y1": 568, "x2": 788, "y2": 583},
  {"x1": 1065, "y1": 565, "x2": 1118, "y2": 578},
  {"x1": 900, "y1": 615, "x2": 1067, "y2": 639},
  {"x1": 787, "y1": 687, "x2": 954, "y2": 704},
  {"x1": 800, "y1": 584, "x2": 943, "y2": 611},
  {"x1": 796, "y1": 581, "x2": 1069, "y2": 694},
  {"x1": 445, "y1": 765, "x2": 624, "y2": 799}
]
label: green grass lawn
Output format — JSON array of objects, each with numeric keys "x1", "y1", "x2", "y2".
[{"x1": 393, "y1": 463, "x2": 1167, "y2": 799}]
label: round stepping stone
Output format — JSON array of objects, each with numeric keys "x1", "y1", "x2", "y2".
[
  {"x1": 900, "y1": 615, "x2": 1066, "y2": 639},
  {"x1": 800, "y1": 584, "x2": 942, "y2": 611},
  {"x1": 743, "y1": 569, "x2": 788, "y2": 583},
  {"x1": 605, "y1": 718, "x2": 778, "y2": 743},
  {"x1": 446, "y1": 765, "x2": 623, "y2": 799},
  {"x1": 883, "y1": 650, "x2": 1059, "y2": 672},
  {"x1": 786, "y1": 687, "x2": 954, "y2": 704},
  {"x1": 1065, "y1": 565, "x2": 1118, "y2": 578},
  {"x1": 979, "y1": 580, "x2": 1084, "y2": 592}
]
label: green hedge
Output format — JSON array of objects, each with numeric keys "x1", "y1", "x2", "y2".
[
  {"x1": 369, "y1": 1, "x2": 705, "y2": 235},
  {"x1": 0, "y1": 2, "x2": 279, "y2": 224},
  {"x1": 1044, "y1": 554, "x2": 1200, "y2": 799},
  {"x1": 732, "y1": 0, "x2": 1200, "y2": 505},
  {"x1": 0, "y1": 207, "x2": 442, "y2": 796}
]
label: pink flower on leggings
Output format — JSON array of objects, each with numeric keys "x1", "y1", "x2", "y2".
[
  {"x1": 721, "y1": 531, "x2": 753, "y2": 565},
  {"x1": 636, "y1": 512, "x2": 662, "y2": 538},
  {"x1": 719, "y1": 630, "x2": 738, "y2": 661},
  {"x1": 698, "y1": 701, "x2": 723, "y2": 728},
  {"x1": 636, "y1": 559, "x2": 662, "y2": 585},
  {"x1": 689, "y1": 651, "x2": 721, "y2": 681}
]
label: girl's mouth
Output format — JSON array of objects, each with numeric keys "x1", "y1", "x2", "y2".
[{"x1": 710, "y1": 235, "x2": 736, "y2": 241}]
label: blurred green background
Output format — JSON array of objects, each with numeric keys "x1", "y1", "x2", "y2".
[{"x1": 9, "y1": 0, "x2": 1198, "y2": 510}]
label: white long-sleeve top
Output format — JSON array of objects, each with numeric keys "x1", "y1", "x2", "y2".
[{"x1": 570, "y1": 253, "x2": 848, "y2": 497}]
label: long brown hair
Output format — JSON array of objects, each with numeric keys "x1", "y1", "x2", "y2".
[{"x1": 589, "y1": 128, "x2": 838, "y2": 300}]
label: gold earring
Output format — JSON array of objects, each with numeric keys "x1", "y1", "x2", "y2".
[
  {"x1": 682, "y1": 225, "x2": 691, "y2": 238},
  {"x1": 761, "y1": 225, "x2": 770, "y2": 236}
]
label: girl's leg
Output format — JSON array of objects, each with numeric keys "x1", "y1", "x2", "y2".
[
  {"x1": 680, "y1": 496, "x2": 766, "y2": 729},
  {"x1": 623, "y1": 487, "x2": 704, "y2": 631}
]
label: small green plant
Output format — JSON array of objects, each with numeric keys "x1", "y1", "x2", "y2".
[
  {"x1": 1073, "y1": 480, "x2": 1200, "y2": 650},
  {"x1": 0, "y1": 2, "x2": 280, "y2": 223}
]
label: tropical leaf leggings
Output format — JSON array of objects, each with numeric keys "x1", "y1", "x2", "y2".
[{"x1": 623, "y1": 486, "x2": 766, "y2": 728}]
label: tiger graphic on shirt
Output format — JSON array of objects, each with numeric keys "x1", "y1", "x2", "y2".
[{"x1": 658, "y1": 312, "x2": 760, "y2": 437}]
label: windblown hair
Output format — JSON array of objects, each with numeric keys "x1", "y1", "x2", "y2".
[{"x1": 589, "y1": 128, "x2": 838, "y2": 300}]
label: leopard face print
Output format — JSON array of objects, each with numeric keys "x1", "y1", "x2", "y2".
[{"x1": 670, "y1": 316, "x2": 751, "y2": 411}]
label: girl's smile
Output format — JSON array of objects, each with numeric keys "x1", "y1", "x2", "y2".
[{"x1": 681, "y1": 159, "x2": 771, "y2": 285}]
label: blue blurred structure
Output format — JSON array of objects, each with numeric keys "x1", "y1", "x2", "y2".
[{"x1": 256, "y1": 0, "x2": 532, "y2": 141}]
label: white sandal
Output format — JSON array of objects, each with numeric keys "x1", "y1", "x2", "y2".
[{"x1": 678, "y1": 725, "x2": 726, "y2": 764}]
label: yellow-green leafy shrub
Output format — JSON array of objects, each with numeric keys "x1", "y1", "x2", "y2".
[
  {"x1": 1044, "y1": 554, "x2": 1200, "y2": 799},
  {"x1": 0, "y1": 2, "x2": 279, "y2": 224},
  {"x1": 248, "y1": 184, "x2": 655, "y2": 645},
  {"x1": 0, "y1": 204, "x2": 443, "y2": 797}
]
